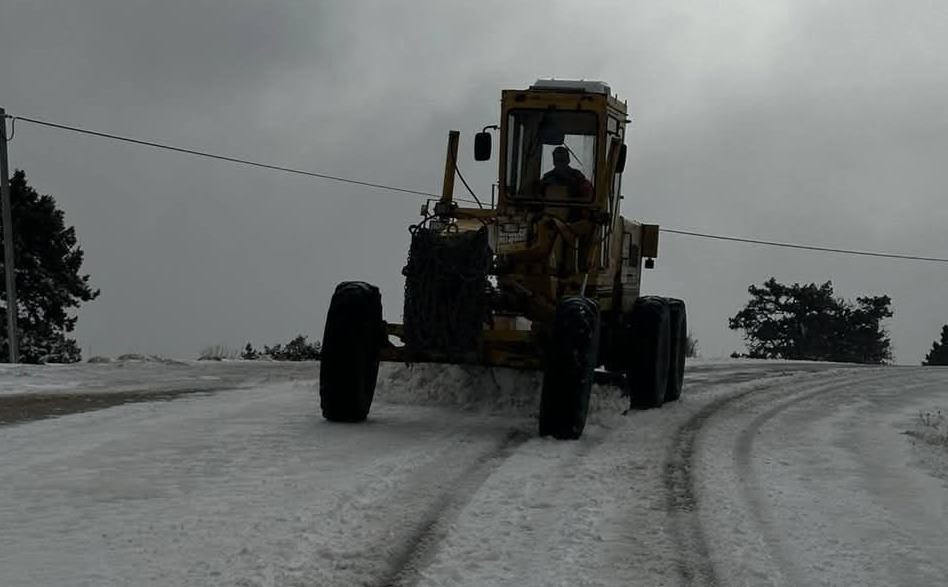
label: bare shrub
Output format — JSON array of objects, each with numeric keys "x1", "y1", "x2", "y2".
[
  {"x1": 686, "y1": 331, "x2": 699, "y2": 358},
  {"x1": 907, "y1": 409, "x2": 948, "y2": 449}
]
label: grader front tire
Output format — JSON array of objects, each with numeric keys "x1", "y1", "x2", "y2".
[
  {"x1": 539, "y1": 297, "x2": 601, "y2": 440},
  {"x1": 319, "y1": 281, "x2": 384, "y2": 423}
]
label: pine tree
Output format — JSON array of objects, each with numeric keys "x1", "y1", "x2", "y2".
[
  {"x1": 922, "y1": 325, "x2": 948, "y2": 366},
  {"x1": 729, "y1": 278, "x2": 892, "y2": 364},
  {"x1": 1, "y1": 170, "x2": 99, "y2": 363},
  {"x1": 241, "y1": 343, "x2": 259, "y2": 360}
]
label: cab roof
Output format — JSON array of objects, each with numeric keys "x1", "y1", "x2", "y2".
[{"x1": 529, "y1": 79, "x2": 612, "y2": 95}]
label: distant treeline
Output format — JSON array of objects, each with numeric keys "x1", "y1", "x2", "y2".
[{"x1": 198, "y1": 335, "x2": 321, "y2": 362}]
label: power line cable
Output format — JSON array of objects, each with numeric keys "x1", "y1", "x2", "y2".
[
  {"x1": 7, "y1": 112, "x2": 948, "y2": 264},
  {"x1": 6, "y1": 113, "x2": 480, "y2": 205},
  {"x1": 454, "y1": 164, "x2": 484, "y2": 208},
  {"x1": 661, "y1": 227, "x2": 948, "y2": 263},
  {"x1": 449, "y1": 147, "x2": 484, "y2": 209}
]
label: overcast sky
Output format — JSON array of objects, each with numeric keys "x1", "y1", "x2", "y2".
[{"x1": 2, "y1": 0, "x2": 947, "y2": 363}]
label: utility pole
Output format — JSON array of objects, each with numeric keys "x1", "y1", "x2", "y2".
[{"x1": 0, "y1": 108, "x2": 18, "y2": 363}]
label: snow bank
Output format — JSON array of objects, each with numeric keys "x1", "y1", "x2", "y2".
[
  {"x1": 375, "y1": 363, "x2": 628, "y2": 425},
  {"x1": 0, "y1": 359, "x2": 316, "y2": 397}
]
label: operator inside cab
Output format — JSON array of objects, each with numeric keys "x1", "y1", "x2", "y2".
[
  {"x1": 541, "y1": 146, "x2": 594, "y2": 200},
  {"x1": 505, "y1": 109, "x2": 598, "y2": 202}
]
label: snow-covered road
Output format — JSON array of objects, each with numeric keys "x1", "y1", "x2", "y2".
[
  {"x1": 687, "y1": 367, "x2": 948, "y2": 586},
  {"x1": 0, "y1": 360, "x2": 945, "y2": 586}
]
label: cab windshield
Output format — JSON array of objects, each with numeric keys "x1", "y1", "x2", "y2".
[{"x1": 506, "y1": 110, "x2": 597, "y2": 202}]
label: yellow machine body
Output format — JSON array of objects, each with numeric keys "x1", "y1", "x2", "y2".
[{"x1": 381, "y1": 80, "x2": 659, "y2": 369}]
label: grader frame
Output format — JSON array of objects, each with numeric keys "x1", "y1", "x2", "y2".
[{"x1": 319, "y1": 80, "x2": 687, "y2": 439}]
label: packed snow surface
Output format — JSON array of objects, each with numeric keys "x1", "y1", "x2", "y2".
[{"x1": 0, "y1": 359, "x2": 946, "y2": 586}]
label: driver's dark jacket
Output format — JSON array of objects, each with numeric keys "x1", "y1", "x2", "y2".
[{"x1": 541, "y1": 166, "x2": 593, "y2": 199}]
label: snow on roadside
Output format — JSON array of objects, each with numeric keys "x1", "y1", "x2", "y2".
[
  {"x1": 0, "y1": 375, "x2": 532, "y2": 587},
  {"x1": 0, "y1": 359, "x2": 317, "y2": 397}
]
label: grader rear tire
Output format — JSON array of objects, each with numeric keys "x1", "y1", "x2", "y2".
[
  {"x1": 627, "y1": 296, "x2": 671, "y2": 409},
  {"x1": 665, "y1": 298, "x2": 687, "y2": 403},
  {"x1": 319, "y1": 281, "x2": 384, "y2": 422},
  {"x1": 539, "y1": 297, "x2": 601, "y2": 440}
]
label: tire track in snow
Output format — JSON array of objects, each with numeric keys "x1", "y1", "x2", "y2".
[
  {"x1": 336, "y1": 363, "x2": 841, "y2": 586},
  {"x1": 730, "y1": 370, "x2": 904, "y2": 586},
  {"x1": 665, "y1": 368, "x2": 886, "y2": 586},
  {"x1": 664, "y1": 386, "x2": 765, "y2": 586},
  {"x1": 492, "y1": 426, "x2": 619, "y2": 587},
  {"x1": 376, "y1": 428, "x2": 533, "y2": 587},
  {"x1": 380, "y1": 419, "x2": 615, "y2": 587}
]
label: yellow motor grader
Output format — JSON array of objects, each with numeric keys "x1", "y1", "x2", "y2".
[{"x1": 320, "y1": 80, "x2": 686, "y2": 439}]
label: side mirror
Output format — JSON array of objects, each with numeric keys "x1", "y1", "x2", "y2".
[
  {"x1": 474, "y1": 132, "x2": 492, "y2": 161},
  {"x1": 615, "y1": 144, "x2": 628, "y2": 173}
]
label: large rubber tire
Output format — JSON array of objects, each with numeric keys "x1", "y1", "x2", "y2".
[
  {"x1": 319, "y1": 281, "x2": 384, "y2": 422},
  {"x1": 665, "y1": 299, "x2": 687, "y2": 402},
  {"x1": 539, "y1": 297, "x2": 601, "y2": 440},
  {"x1": 627, "y1": 296, "x2": 671, "y2": 409}
]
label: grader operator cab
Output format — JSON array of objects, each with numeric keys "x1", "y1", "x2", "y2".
[{"x1": 320, "y1": 80, "x2": 687, "y2": 439}]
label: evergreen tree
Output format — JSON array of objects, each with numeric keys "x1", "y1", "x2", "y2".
[
  {"x1": 264, "y1": 335, "x2": 320, "y2": 361},
  {"x1": 1, "y1": 170, "x2": 99, "y2": 363},
  {"x1": 241, "y1": 342, "x2": 259, "y2": 360},
  {"x1": 922, "y1": 325, "x2": 948, "y2": 366},
  {"x1": 729, "y1": 278, "x2": 892, "y2": 364}
]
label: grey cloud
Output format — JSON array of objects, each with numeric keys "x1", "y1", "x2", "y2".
[{"x1": 1, "y1": 0, "x2": 946, "y2": 362}]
